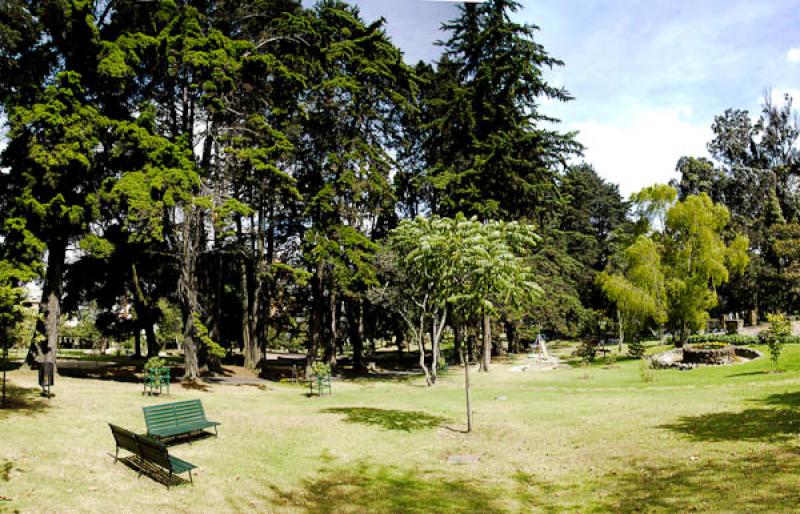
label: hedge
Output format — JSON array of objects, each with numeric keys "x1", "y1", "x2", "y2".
[{"x1": 687, "y1": 333, "x2": 800, "y2": 346}]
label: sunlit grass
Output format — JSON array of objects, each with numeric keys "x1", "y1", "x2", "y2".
[{"x1": 2, "y1": 344, "x2": 800, "y2": 512}]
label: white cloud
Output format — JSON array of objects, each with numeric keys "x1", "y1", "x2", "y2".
[
  {"x1": 570, "y1": 105, "x2": 711, "y2": 197},
  {"x1": 787, "y1": 48, "x2": 800, "y2": 63}
]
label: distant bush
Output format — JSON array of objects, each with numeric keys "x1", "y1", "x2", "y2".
[
  {"x1": 687, "y1": 333, "x2": 800, "y2": 346},
  {"x1": 687, "y1": 334, "x2": 757, "y2": 345}
]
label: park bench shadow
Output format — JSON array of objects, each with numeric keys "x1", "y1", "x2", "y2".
[
  {"x1": 114, "y1": 455, "x2": 191, "y2": 488},
  {"x1": 265, "y1": 460, "x2": 506, "y2": 513},
  {"x1": 660, "y1": 391, "x2": 800, "y2": 442},
  {"x1": 0, "y1": 383, "x2": 49, "y2": 417},
  {"x1": 321, "y1": 407, "x2": 447, "y2": 432},
  {"x1": 157, "y1": 430, "x2": 215, "y2": 447}
]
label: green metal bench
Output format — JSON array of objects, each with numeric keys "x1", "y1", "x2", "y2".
[
  {"x1": 143, "y1": 367, "x2": 171, "y2": 396},
  {"x1": 307, "y1": 373, "x2": 332, "y2": 396},
  {"x1": 108, "y1": 423, "x2": 196, "y2": 488},
  {"x1": 143, "y1": 399, "x2": 220, "y2": 440}
]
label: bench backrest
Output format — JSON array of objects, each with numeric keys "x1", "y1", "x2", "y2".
[
  {"x1": 143, "y1": 399, "x2": 208, "y2": 432},
  {"x1": 174, "y1": 399, "x2": 208, "y2": 426},
  {"x1": 134, "y1": 434, "x2": 172, "y2": 470},
  {"x1": 109, "y1": 423, "x2": 139, "y2": 455}
]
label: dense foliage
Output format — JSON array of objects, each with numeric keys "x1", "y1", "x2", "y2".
[{"x1": 0, "y1": 0, "x2": 795, "y2": 380}]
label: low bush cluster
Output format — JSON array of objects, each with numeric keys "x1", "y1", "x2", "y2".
[{"x1": 687, "y1": 333, "x2": 800, "y2": 346}]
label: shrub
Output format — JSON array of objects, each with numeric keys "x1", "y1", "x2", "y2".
[
  {"x1": 575, "y1": 340, "x2": 597, "y2": 363},
  {"x1": 761, "y1": 313, "x2": 792, "y2": 370},
  {"x1": 639, "y1": 358, "x2": 655, "y2": 383},
  {"x1": 311, "y1": 361, "x2": 331, "y2": 377},
  {"x1": 627, "y1": 339, "x2": 645, "y2": 358},
  {"x1": 687, "y1": 332, "x2": 800, "y2": 346},
  {"x1": 144, "y1": 356, "x2": 166, "y2": 370}
]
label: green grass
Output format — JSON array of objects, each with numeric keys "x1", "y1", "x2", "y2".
[{"x1": 2, "y1": 345, "x2": 800, "y2": 512}]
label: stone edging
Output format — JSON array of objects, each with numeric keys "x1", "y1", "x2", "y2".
[{"x1": 650, "y1": 346, "x2": 763, "y2": 370}]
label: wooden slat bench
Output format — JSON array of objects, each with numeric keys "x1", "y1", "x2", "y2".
[
  {"x1": 108, "y1": 423, "x2": 196, "y2": 488},
  {"x1": 143, "y1": 399, "x2": 220, "y2": 440}
]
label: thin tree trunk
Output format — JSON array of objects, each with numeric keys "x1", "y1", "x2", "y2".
[
  {"x1": 454, "y1": 322, "x2": 464, "y2": 365},
  {"x1": 618, "y1": 308, "x2": 625, "y2": 352},
  {"x1": 480, "y1": 311, "x2": 491, "y2": 372},
  {"x1": 134, "y1": 329, "x2": 142, "y2": 359},
  {"x1": 430, "y1": 310, "x2": 448, "y2": 385},
  {"x1": 463, "y1": 344, "x2": 473, "y2": 433},
  {"x1": 418, "y1": 312, "x2": 432, "y2": 386},
  {"x1": 325, "y1": 290, "x2": 338, "y2": 367}
]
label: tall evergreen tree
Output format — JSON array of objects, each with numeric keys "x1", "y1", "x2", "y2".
[{"x1": 427, "y1": 0, "x2": 580, "y2": 222}]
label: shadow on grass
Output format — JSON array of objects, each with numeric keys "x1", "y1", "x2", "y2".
[
  {"x1": 157, "y1": 430, "x2": 216, "y2": 447},
  {"x1": 57, "y1": 363, "x2": 141, "y2": 383},
  {"x1": 0, "y1": 383, "x2": 49, "y2": 417},
  {"x1": 763, "y1": 391, "x2": 800, "y2": 407},
  {"x1": 268, "y1": 461, "x2": 507, "y2": 513},
  {"x1": 321, "y1": 407, "x2": 447, "y2": 432},
  {"x1": 1, "y1": 460, "x2": 12, "y2": 482},
  {"x1": 591, "y1": 448, "x2": 800, "y2": 513},
  {"x1": 115, "y1": 455, "x2": 191, "y2": 488},
  {"x1": 661, "y1": 391, "x2": 800, "y2": 442},
  {"x1": 0, "y1": 361, "x2": 22, "y2": 372}
]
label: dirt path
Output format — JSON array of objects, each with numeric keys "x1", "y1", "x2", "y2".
[{"x1": 738, "y1": 320, "x2": 800, "y2": 336}]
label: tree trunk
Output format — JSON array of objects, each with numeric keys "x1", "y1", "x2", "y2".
[
  {"x1": 27, "y1": 238, "x2": 66, "y2": 368},
  {"x1": 395, "y1": 328, "x2": 404, "y2": 358},
  {"x1": 306, "y1": 261, "x2": 325, "y2": 377},
  {"x1": 134, "y1": 329, "x2": 142, "y2": 359},
  {"x1": 240, "y1": 256, "x2": 258, "y2": 370},
  {"x1": 453, "y1": 322, "x2": 464, "y2": 365},
  {"x1": 463, "y1": 344, "x2": 473, "y2": 433},
  {"x1": 418, "y1": 312, "x2": 432, "y2": 386},
  {"x1": 480, "y1": 311, "x2": 491, "y2": 372},
  {"x1": 467, "y1": 329, "x2": 476, "y2": 364},
  {"x1": 179, "y1": 208, "x2": 201, "y2": 380},
  {"x1": 144, "y1": 322, "x2": 159, "y2": 358},
  {"x1": 506, "y1": 321, "x2": 519, "y2": 354},
  {"x1": 618, "y1": 308, "x2": 625, "y2": 352},
  {"x1": 347, "y1": 299, "x2": 365, "y2": 372},
  {"x1": 325, "y1": 290, "x2": 338, "y2": 367},
  {"x1": 679, "y1": 321, "x2": 688, "y2": 347}
]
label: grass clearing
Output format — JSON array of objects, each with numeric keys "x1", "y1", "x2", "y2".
[{"x1": 2, "y1": 345, "x2": 800, "y2": 512}]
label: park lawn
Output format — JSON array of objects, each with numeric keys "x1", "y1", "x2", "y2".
[{"x1": 2, "y1": 346, "x2": 800, "y2": 513}]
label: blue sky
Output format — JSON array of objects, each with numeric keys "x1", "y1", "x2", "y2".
[{"x1": 351, "y1": 0, "x2": 800, "y2": 195}]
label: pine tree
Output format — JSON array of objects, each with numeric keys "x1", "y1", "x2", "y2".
[{"x1": 428, "y1": 0, "x2": 580, "y2": 222}]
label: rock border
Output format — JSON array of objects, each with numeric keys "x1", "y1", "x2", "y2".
[{"x1": 650, "y1": 346, "x2": 763, "y2": 371}]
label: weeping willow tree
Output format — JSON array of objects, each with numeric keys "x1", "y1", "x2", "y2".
[{"x1": 597, "y1": 235, "x2": 666, "y2": 354}]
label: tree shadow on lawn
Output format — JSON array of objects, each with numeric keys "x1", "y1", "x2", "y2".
[
  {"x1": 321, "y1": 407, "x2": 447, "y2": 432},
  {"x1": 0, "y1": 383, "x2": 49, "y2": 417},
  {"x1": 661, "y1": 393, "x2": 800, "y2": 442},
  {"x1": 591, "y1": 448, "x2": 800, "y2": 513},
  {"x1": 267, "y1": 461, "x2": 508, "y2": 514}
]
